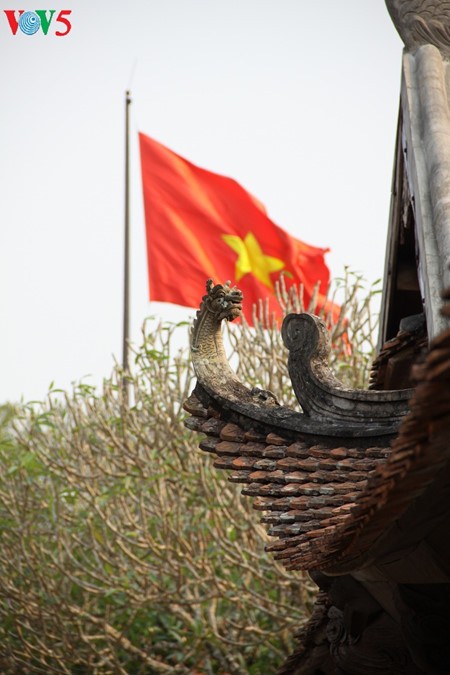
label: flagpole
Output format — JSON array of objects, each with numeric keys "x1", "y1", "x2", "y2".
[{"x1": 122, "y1": 90, "x2": 131, "y2": 393}]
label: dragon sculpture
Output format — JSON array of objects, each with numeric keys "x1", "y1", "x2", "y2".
[{"x1": 386, "y1": 0, "x2": 450, "y2": 54}]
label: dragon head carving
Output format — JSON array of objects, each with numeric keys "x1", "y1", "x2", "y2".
[{"x1": 200, "y1": 279, "x2": 243, "y2": 323}]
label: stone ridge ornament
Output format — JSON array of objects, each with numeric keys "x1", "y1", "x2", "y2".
[
  {"x1": 282, "y1": 312, "x2": 412, "y2": 424},
  {"x1": 386, "y1": 0, "x2": 450, "y2": 55},
  {"x1": 190, "y1": 279, "x2": 411, "y2": 440}
]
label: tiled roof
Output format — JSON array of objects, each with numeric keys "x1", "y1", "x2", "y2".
[
  {"x1": 329, "y1": 300, "x2": 450, "y2": 569},
  {"x1": 184, "y1": 394, "x2": 391, "y2": 571},
  {"x1": 184, "y1": 291, "x2": 450, "y2": 574}
]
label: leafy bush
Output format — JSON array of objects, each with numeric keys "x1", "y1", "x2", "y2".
[{"x1": 0, "y1": 273, "x2": 379, "y2": 673}]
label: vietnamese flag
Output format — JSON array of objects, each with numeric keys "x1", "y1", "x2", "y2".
[{"x1": 138, "y1": 132, "x2": 333, "y2": 323}]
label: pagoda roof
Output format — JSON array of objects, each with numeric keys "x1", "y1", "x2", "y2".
[
  {"x1": 184, "y1": 284, "x2": 450, "y2": 578},
  {"x1": 183, "y1": 3, "x2": 450, "y2": 671}
]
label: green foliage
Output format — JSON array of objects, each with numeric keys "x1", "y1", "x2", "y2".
[{"x1": 0, "y1": 273, "x2": 378, "y2": 673}]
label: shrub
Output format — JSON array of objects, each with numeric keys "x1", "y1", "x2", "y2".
[{"x1": 0, "y1": 273, "x2": 378, "y2": 673}]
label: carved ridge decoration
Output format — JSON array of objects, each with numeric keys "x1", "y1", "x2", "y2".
[
  {"x1": 282, "y1": 313, "x2": 412, "y2": 423},
  {"x1": 386, "y1": 0, "x2": 450, "y2": 55},
  {"x1": 191, "y1": 279, "x2": 412, "y2": 440}
]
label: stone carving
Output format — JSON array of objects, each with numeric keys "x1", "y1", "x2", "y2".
[
  {"x1": 191, "y1": 279, "x2": 243, "y2": 350},
  {"x1": 386, "y1": 0, "x2": 450, "y2": 54},
  {"x1": 282, "y1": 312, "x2": 412, "y2": 423},
  {"x1": 190, "y1": 279, "x2": 280, "y2": 409},
  {"x1": 190, "y1": 279, "x2": 411, "y2": 440}
]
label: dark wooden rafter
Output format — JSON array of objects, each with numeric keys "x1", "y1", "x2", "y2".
[{"x1": 379, "y1": 107, "x2": 424, "y2": 349}]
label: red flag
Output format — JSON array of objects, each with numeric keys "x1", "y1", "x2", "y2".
[{"x1": 139, "y1": 132, "x2": 333, "y2": 323}]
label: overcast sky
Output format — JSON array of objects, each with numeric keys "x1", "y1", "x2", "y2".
[{"x1": 1, "y1": 1, "x2": 403, "y2": 402}]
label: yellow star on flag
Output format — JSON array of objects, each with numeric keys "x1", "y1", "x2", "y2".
[{"x1": 222, "y1": 232, "x2": 286, "y2": 290}]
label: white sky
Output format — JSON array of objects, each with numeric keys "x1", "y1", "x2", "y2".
[{"x1": 1, "y1": 0, "x2": 403, "y2": 402}]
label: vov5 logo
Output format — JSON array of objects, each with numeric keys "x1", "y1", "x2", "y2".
[{"x1": 4, "y1": 9, "x2": 72, "y2": 36}]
